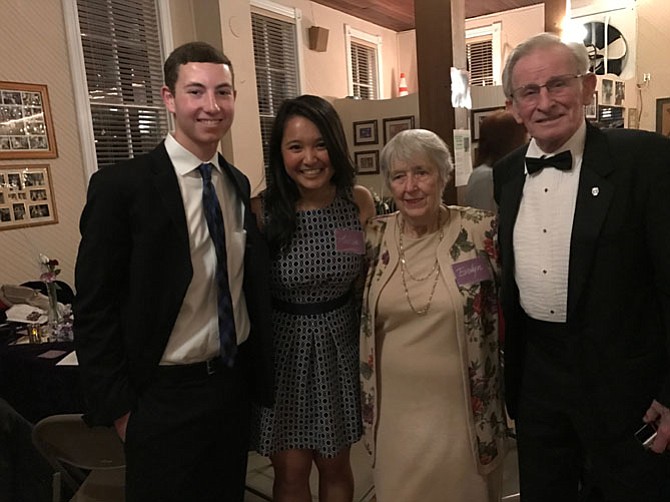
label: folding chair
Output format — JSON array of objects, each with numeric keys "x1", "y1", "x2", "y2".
[{"x1": 32, "y1": 414, "x2": 125, "y2": 502}]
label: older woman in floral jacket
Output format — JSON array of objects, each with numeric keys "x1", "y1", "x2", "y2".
[{"x1": 359, "y1": 129, "x2": 507, "y2": 502}]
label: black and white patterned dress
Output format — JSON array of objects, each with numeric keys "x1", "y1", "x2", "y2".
[{"x1": 252, "y1": 193, "x2": 364, "y2": 458}]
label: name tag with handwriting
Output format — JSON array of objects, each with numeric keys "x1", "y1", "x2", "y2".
[
  {"x1": 335, "y1": 229, "x2": 365, "y2": 254},
  {"x1": 452, "y1": 256, "x2": 492, "y2": 286}
]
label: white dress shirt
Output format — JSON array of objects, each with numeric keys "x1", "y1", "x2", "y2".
[
  {"x1": 160, "y1": 134, "x2": 250, "y2": 364},
  {"x1": 513, "y1": 121, "x2": 586, "y2": 323}
]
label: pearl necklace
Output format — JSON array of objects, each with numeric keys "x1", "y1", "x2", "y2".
[{"x1": 397, "y1": 211, "x2": 444, "y2": 316}]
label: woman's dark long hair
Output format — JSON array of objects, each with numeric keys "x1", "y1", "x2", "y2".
[
  {"x1": 473, "y1": 110, "x2": 528, "y2": 167},
  {"x1": 264, "y1": 95, "x2": 356, "y2": 256}
]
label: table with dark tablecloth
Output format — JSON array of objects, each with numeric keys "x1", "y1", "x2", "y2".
[{"x1": 0, "y1": 334, "x2": 83, "y2": 423}]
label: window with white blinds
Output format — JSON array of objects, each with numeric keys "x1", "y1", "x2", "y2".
[
  {"x1": 345, "y1": 26, "x2": 381, "y2": 100},
  {"x1": 251, "y1": 7, "x2": 300, "y2": 167},
  {"x1": 465, "y1": 23, "x2": 502, "y2": 87},
  {"x1": 467, "y1": 39, "x2": 494, "y2": 86},
  {"x1": 75, "y1": 0, "x2": 168, "y2": 169},
  {"x1": 350, "y1": 41, "x2": 378, "y2": 99}
]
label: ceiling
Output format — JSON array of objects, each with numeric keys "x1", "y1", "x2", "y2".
[{"x1": 312, "y1": 0, "x2": 543, "y2": 32}]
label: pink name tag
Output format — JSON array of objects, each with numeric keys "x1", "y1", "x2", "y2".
[
  {"x1": 452, "y1": 256, "x2": 492, "y2": 286},
  {"x1": 335, "y1": 229, "x2": 365, "y2": 254}
]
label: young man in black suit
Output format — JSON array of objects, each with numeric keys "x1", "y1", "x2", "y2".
[
  {"x1": 494, "y1": 33, "x2": 670, "y2": 501},
  {"x1": 74, "y1": 42, "x2": 273, "y2": 502}
]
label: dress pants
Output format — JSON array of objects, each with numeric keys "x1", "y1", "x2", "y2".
[
  {"x1": 124, "y1": 345, "x2": 251, "y2": 502},
  {"x1": 515, "y1": 317, "x2": 670, "y2": 502}
]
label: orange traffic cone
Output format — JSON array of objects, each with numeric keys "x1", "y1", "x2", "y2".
[{"x1": 398, "y1": 73, "x2": 408, "y2": 96}]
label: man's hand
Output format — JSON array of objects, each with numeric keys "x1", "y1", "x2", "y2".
[
  {"x1": 643, "y1": 399, "x2": 670, "y2": 454},
  {"x1": 114, "y1": 412, "x2": 131, "y2": 442}
]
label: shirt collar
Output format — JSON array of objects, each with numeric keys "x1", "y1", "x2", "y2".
[{"x1": 164, "y1": 133, "x2": 220, "y2": 176}]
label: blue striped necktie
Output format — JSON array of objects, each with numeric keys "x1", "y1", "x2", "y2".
[{"x1": 197, "y1": 163, "x2": 237, "y2": 366}]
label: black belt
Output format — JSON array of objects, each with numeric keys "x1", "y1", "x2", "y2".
[
  {"x1": 272, "y1": 292, "x2": 351, "y2": 316},
  {"x1": 157, "y1": 357, "x2": 222, "y2": 378}
]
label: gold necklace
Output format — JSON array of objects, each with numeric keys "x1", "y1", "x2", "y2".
[{"x1": 397, "y1": 211, "x2": 444, "y2": 316}]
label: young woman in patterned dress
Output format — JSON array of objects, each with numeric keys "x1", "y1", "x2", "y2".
[{"x1": 251, "y1": 95, "x2": 375, "y2": 502}]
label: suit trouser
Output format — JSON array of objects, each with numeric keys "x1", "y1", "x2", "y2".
[
  {"x1": 515, "y1": 316, "x2": 670, "y2": 502},
  {"x1": 124, "y1": 347, "x2": 251, "y2": 502}
]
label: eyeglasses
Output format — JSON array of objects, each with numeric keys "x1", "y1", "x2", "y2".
[{"x1": 511, "y1": 74, "x2": 585, "y2": 104}]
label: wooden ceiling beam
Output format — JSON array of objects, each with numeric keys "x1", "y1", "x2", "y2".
[{"x1": 312, "y1": 0, "x2": 545, "y2": 32}]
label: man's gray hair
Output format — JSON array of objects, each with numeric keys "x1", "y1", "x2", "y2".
[
  {"x1": 380, "y1": 128, "x2": 453, "y2": 186},
  {"x1": 502, "y1": 33, "x2": 590, "y2": 99}
]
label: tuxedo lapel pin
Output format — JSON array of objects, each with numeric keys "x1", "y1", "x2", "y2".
[{"x1": 591, "y1": 187, "x2": 600, "y2": 197}]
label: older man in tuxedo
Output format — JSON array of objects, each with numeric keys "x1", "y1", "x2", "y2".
[
  {"x1": 494, "y1": 33, "x2": 670, "y2": 501},
  {"x1": 74, "y1": 42, "x2": 273, "y2": 502}
]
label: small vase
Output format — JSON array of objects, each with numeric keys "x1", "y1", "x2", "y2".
[{"x1": 45, "y1": 281, "x2": 61, "y2": 331}]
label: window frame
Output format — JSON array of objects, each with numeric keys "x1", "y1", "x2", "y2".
[
  {"x1": 465, "y1": 22, "x2": 502, "y2": 86},
  {"x1": 345, "y1": 25, "x2": 383, "y2": 99},
  {"x1": 62, "y1": 0, "x2": 173, "y2": 180},
  {"x1": 250, "y1": 0, "x2": 304, "y2": 168}
]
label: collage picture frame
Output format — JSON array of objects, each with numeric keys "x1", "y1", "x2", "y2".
[
  {"x1": 0, "y1": 81, "x2": 58, "y2": 160},
  {"x1": 0, "y1": 164, "x2": 57, "y2": 230}
]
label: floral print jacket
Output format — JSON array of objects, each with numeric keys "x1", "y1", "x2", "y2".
[{"x1": 359, "y1": 206, "x2": 507, "y2": 475}]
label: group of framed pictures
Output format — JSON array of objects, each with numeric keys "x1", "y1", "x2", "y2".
[
  {"x1": 352, "y1": 116, "x2": 415, "y2": 175},
  {"x1": 0, "y1": 81, "x2": 58, "y2": 231},
  {"x1": 600, "y1": 79, "x2": 625, "y2": 107}
]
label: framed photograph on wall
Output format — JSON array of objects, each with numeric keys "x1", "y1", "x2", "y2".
[
  {"x1": 353, "y1": 120, "x2": 378, "y2": 146},
  {"x1": 0, "y1": 81, "x2": 58, "y2": 159},
  {"x1": 656, "y1": 97, "x2": 670, "y2": 137},
  {"x1": 354, "y1": 150, "x2": 380, "y2": 175},
  {"x1": 585, "y1": 91, "x2": 598, "y2": 120},
  {"x1": 383, "y1": 116, "x2": 415, "y2": 144},
  {"x1": 614, "y1": 81, "x2": 625, "y2": 106},
  {"x1": 470, "y1": 107, "x2": 504, "y2": 141},
  {"x1": 601, "y1": 78, "x2": 613, "y2": 106},
  {"x1": 0, "y1": 164, "x2": 57, "y2": 230}
]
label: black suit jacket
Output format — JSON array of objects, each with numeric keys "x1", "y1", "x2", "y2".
[
  {"x1": 73, "y1": 142, "x2": 274, "y2": 426},
  {"x1": 494, "y1": 123, "x2": 670, "y2": 439}
]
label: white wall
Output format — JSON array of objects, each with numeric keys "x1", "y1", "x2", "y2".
[{"x1": 634, "y1": 0, "x2": 670, "y2": 132}]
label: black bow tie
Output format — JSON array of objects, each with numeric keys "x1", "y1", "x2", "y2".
[{"x1": 525, "y1": 150, "x2": 573, "y2": 175}]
